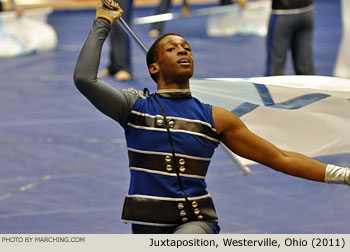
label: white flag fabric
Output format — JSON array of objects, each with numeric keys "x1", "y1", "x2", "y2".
[
  {"x1": 191, "y1": 75, "x2": 350, "y2": 166},
  {"x1": 207, "y1": 0, "x2": 270, "y2": 37},
  {"x1": 0, "y1": 8, "x2": 57, "y2": 57}
]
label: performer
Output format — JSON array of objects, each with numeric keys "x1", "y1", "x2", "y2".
[
  {"x1": 0, "y1": 0, "x2": 23, "y2": 16},
  {"x1": 98, "y1": 0, "x2": 133, "y2": 81},
  {"x1": 265, "y1": 0, "x2": 315, "y2": 76},
  {"x1": 333, "y1": 0, "x2": 350, "y2": 78},
  {"x1": 149, "y1": 0, "x2": 190, "y2": 38},
  {"x1": 74, "y1": 0, "x2": 349, "y2": 234}
]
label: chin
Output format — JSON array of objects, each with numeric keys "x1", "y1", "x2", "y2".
[
  {"x1": 182, "y1": 69, "x2": 194, "y2": 79},
  {"x1": 179, "y1": 74, "x2": 193, "y2": 82}
]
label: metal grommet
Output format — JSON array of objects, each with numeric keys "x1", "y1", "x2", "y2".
[
  {"x1": 179, "y1": 166, "x2": 186, "y2": 173},
  {"x1": 165, "y1": 155, "x2": 172, "y2": 163},
  {"x1": 180, "y1": 210, "x2": 187, "y2": 217},
  {"x1": 166, "y1": 165, "x2": 173, "y2": 172},
  {"x1": 182, "y1": 217, "x2": 188, "y2": 222},
  {"x1": 168, "y1": 120, "x2": 175, "y2": 128},
  {"x1": 194, "y1": 208, "x2": 200, "y2": 215},
  {"x1": 197, "y1": 215, "x2": 203, "y2": 220},
  {"x1": 177, "y1": 203, "x2": 184, "y2": 210},
  {"x1": 156, "y1": 118, "x2": 163, "y2": 127},
  {"x1": 179, "y1": 158, "x2": 185, "y2": 165},
  {"x1": 191, "y1": 201, "x2": 198, "y2": 208}
]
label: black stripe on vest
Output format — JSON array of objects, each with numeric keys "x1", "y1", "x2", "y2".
[
  {"x1": 129, "y1": 112, "x2": 220, "y2": 141},
  {"x1": 122, "y1": 195, "x2": 218, "y2": 225},
  {"x1": 128, "y1": 150, "x2": 210, "y2": 177}
]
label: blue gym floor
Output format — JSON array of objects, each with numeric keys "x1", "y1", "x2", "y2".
[{"x1": 0, "y1": 0, "x2": 349, "y2": 234}]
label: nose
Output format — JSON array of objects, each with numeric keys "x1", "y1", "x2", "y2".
[{"x1": 177, "y1": 47, "x2": 188, "y2": 55}]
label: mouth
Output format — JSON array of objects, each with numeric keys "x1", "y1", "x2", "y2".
[{"x1": 177, "y1": 58, "x2": 191, "y2": 66}]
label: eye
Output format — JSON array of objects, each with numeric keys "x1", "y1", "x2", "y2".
[
  {"x1": 166, "y1": 48, "x2": 175, "y2": 52},
  {"x1": 184, "y1": 47, "x2": 191, "y2": 52}
]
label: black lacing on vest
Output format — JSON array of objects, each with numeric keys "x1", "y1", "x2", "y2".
[{"x1": 144, "y1": 88, "x2": 195, "y2": 220}]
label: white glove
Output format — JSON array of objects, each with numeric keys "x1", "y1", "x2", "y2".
[{"x1": 325, "y1": 164, "x2": 350, "y2": 185}]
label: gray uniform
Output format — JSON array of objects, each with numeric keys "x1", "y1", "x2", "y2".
[{"x1": 265, "y1": 0, "x2": 315, "y2": 76}]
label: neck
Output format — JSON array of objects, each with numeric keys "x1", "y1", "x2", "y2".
[
  {"x1": 155, "y1": 89, "x2": 192, "y2": 99},
  {"x1": 156, "y1": 73, "x2": 191, "y2": 90},
  {"x1": 157, "y1": 80, "x2": 190, "y2": 90}
]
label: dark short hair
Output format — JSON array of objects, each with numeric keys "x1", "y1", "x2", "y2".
[{"x1": 146, "y1": 33, "x2": 183, "y2": 83}]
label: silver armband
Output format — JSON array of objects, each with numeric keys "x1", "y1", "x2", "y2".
[{"x1": 324, "y1": 164, "x2": 350, "y2": 185}]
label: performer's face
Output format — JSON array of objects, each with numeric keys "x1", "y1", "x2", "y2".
[{"x1": 154, "y1": 35, "x2": 194, "y2": 83}]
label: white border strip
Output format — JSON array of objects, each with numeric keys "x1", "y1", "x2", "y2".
[
  {"x1": 130, "y1": 167, "x2": 205, "y2": 179},
  {"x1": 125, "y1": 193, "x2": 212, "y2": 202},
  {"x1": 128, "y1": 147, "x2": 211, "y2": 161}
]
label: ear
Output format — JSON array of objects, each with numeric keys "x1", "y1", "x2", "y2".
[{"x1": 149, "y1": 63, "x2": 159, "y2": 75}]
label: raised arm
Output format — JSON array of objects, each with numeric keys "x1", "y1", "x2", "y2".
[
  {"x1": 73, "y1": 1, "x2": 138, "y2": 128},
  {"x1": 213, "y1": 106, "x2": 350, "y2": 185}
]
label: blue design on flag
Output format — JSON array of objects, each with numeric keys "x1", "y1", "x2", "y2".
[
  {"x1": 190, "y1": 76, "x2": 350, "y2": 164},
  {"x1": 232, "y1": 83, "x2": 331, "y2": 117}
]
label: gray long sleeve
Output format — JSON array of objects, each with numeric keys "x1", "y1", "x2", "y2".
[{"x1": 73, "y1": 18, "x2": 139, "y2": 129}]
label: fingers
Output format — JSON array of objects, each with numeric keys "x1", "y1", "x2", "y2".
[
  {"x1": 97, "y1": 0, "x2": 123, "y2": 24},
  {"x1": 104, "y1": 0, "x2": 120, "y2": 10},
  {"x1": 110, "y1": 1, "x2": 120, "y2": 10}
]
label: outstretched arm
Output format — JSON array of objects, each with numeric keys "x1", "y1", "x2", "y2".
[
  {"x1": 213, "y1": 106, "x2": 349, "y2": 184},
  {"x1": 73, "y1": 1, "x2": 138, "y2": 128}
]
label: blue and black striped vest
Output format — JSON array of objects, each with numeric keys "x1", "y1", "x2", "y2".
[{"x1": 122, "y1": 92, "x2": 221, "y2": 226}]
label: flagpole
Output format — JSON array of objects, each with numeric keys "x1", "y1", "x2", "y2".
[
  {"x1": 118, "y1": 17, "x2": 148, "y2": 54},
  {"x1": 103, "y1": 0, "x2": 148, "y2": 53}
]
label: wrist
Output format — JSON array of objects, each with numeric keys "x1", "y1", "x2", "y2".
[
  {"x1": 324, "y1": 164, "x2": 350, "y2": 185},
  {"x1": 97, "y1": 16, "x2": 112, "y2": 25}
]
